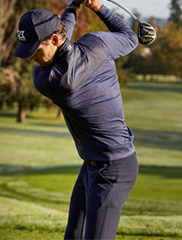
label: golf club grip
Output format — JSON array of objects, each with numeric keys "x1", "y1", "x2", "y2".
[{"x1": 105, "y1": 0, "x2": 138, "y2": 21}]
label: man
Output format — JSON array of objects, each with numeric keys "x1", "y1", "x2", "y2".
[{"x1": 14, "y1": 0, "x2": 138, "y2": 239}]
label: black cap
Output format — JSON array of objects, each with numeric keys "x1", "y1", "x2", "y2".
[{"x1": 13, "y1": 9, "x2": 62, "y2": 58}]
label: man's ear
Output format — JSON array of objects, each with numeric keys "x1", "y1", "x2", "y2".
[{"x1": 52, "y1": 35, "x2": 59, "y2": 46}]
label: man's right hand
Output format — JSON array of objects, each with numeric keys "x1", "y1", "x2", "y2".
[{"x1": 84, "y1": 0, "x2": 102, "y2": 12}]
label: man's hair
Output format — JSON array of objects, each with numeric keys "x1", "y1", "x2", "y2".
[{"x1": 43, "y1": 18, "x2": 67, "y2": 44}]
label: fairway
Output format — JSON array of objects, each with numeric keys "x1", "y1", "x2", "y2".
[{"x1": 0, "y1": 82, "x2": 182, "y2": 239}]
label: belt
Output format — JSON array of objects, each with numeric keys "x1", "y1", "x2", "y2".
[{"x1": 84, "y1": 159, "x2": 97, "y2": 167}]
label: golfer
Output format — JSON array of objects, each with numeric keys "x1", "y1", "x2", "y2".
[{"x1": 14, "y1": 0, "x2": 139, "y2": 239}]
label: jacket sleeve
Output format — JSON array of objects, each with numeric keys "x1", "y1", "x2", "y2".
[
  {"x1": 92, "y1": 5, "x2": 138, "y2": 59},
  {"x1": 61, "y1": 8, "x2": 77, "y2": 40}
]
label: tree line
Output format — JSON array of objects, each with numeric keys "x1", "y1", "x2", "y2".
[
  {"x1": 0, "y1": 0, "x2": 182, "y2": 122},
  {"x1": 124, "y1": 0, "x2": 182, "y2": 80}
]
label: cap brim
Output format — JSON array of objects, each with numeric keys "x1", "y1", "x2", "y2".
[{"x1": 13, "y1": 41, "x2": 41, "y2": 58}]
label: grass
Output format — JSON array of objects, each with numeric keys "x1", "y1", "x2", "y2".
[{"x1": 0, "y1": 81, "x2": 182, "y2": 239}]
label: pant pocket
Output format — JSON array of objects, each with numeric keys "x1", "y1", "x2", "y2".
[{"x1": 99, "y1": 164, "x2": 118, "y2": 184}]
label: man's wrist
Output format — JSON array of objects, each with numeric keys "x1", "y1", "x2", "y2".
[
  {"x1": 84, "y1": 1, "x2": 103, "y2": 13},
  {"x1": 92, "y1": 4, "x2": 102, "y2": 12}
]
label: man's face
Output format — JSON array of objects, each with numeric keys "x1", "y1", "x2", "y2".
[{"x1": 29, "y1": 36, "x2": 58, "y2": 67}]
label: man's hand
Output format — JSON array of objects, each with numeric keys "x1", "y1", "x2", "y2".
[{"x1": 84, "y1": 0, "x2": 102, "y2": 12}]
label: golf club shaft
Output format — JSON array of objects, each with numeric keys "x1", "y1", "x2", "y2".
[{"x1": 104, "y1": 0, "x2": 139, "y2": 21}]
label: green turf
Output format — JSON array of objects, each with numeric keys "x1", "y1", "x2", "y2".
[{"x1": 0, "y1": 82, "x2": 182, "y2": 239}]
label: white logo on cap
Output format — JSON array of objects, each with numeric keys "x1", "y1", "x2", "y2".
[{"x1": 17, "y1": 30, "x2": 26, "y2": 41}]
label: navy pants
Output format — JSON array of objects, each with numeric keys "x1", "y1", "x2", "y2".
[{"x1": 64, "y1": 153, "x2": 138, "y2": 240}]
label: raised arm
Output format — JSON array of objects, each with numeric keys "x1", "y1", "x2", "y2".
[
  {"x1": 61, "y1": 0, "x2": 84, "y2": 40},
  {"x1": 85, "y1": 0, "x2": 138, "y2": 59}
]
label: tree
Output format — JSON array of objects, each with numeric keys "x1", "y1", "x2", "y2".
[
  {"x1": 0, "y1": 0, "x2": 17, "y2": 65},
  {"x1": 0, "y1": 67, "x2": 19, "y2": 110},
  {"x1": 0, "y1": 0, "x2": 50, "y2": 122},
  {"x1": 169, "y1": 0, "x2": 182, "y2": 28},
  {"x1": 0, "y1": 0, "x2": 49, "y2": 66},
  {"x1": 124, "y1": 22, "x2": 182, "y2": 79},
  {"x1": 152, "y1": 22, "x2": 182, "y2": 77}
]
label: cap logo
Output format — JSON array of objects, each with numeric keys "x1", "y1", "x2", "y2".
[{"x1": 17, "y1": 30, "x2": 26, "y2": 41}]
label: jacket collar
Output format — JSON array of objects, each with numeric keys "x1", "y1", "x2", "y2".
[{"x1": 54, "y1": 38, "x2": 74, "y2": 61}]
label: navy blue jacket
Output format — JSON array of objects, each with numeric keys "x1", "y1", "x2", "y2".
[{"x1": 33, "y1": 5, "x2": 138, "y2": 161}]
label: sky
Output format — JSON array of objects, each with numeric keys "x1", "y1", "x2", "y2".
[{"x1": 100, "y1": 0, "x2": 171, "y2": 19}]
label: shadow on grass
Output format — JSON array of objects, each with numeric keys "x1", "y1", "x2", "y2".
[
  {"x1": 0, "y1": 111, "x2": 63, "y2": 121},
  {"x1": 29, "y1": 122, "x2": 66, "y2": 129},
  {"x1": 0, "y1": 127, "x2": 71, "y2": 138},
  {"x1": 0, "y1": 164, "x2": 182, "y2": 179},
  {"x1": 0, "y1": 112, "x2": 37, "y2": 119},
  {"x1": 0, "y1": 164, "x2": 81, "y2": 177},
  {"x1": 124, "y1": 82, "x2": 182, "y2": 94},
  {"x1": 1, "y1": 125, "x2": 182, "y2": 151},
  {"x1": 139, "y1": 165, "x2": 182, "y2": 179},
  {"x1": 0, "y1": 112, "x2": 17, "y2": 118},
  {"x1": 0, "y1": 187, "x2": 69, "y2": 205},
  {"x1": 133, "y1": 129, "x2": 182, "y2": 151}
]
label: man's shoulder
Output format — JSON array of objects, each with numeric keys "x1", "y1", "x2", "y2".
[
  {"x1": 33, "y1": 66, "x2": 54, "y2": 99},
  {"x1": 76, "y1": 33, "x2": 109, "y2": 53},
  {"x1": 33, "y1": 66, "x2": 43, "y2": 90},
  {"x1": 33, "y1": 66, "x2": 42, "y2": 80},
  {"x1": 33, "y1": 66, "x2": 50, "y2": 91},
  {"x1": 33, "y1": 66, "x2": 51, "y2": 82}
]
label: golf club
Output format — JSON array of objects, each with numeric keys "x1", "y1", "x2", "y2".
[{"x1": 105, "y1": 0, "x2": 157, "y2": 45}]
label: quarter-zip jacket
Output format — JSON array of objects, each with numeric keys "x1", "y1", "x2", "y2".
[{"x1": 33, "y1": 5, "x2": 138, "y2": 161}]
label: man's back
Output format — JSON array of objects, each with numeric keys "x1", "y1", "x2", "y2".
[
  {"x1": 33, "y1": 32, "x2": 135, "y2": 161},
  {"x1": 33, "y1": 4, "x2": 138, "y2": 161}
]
